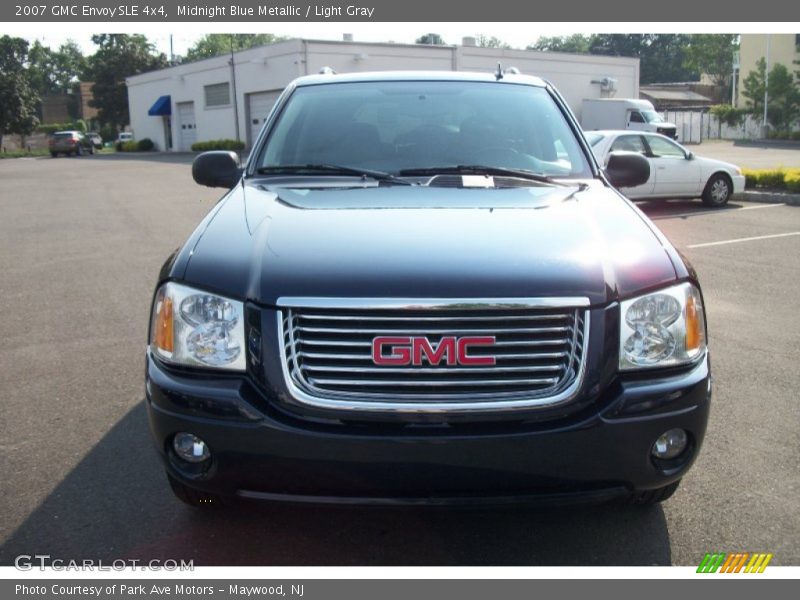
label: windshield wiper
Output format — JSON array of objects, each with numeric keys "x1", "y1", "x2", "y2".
[
  {"x1": 255, "y1": 164, "x2": 413, "y2": 185},
  {"x1": 399, "y1": 165, "x2": 566, "y2": 185}
]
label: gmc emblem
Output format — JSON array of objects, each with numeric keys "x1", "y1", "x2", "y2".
[{"x1": 372, "y1": 336, "x2": 496, "y2": 366}]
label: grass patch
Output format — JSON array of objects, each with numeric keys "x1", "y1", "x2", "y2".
[{"x1": 0, "y1": 148, "x2": 50, "y2": 159}]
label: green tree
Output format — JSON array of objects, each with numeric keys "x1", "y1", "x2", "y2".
[
  {"x1": 742, "y1": 58, "x2": 800, "y2": 131},
  {"x1": 416, "y1": 33, "x2": 446, "y2": 45},
  {"x1": 741, "y1": 57, "x2": 767, "y2": 117},
  {"x1": 28, "y1": 40, "x2": 86, "y2": 97},
  {"x1": 589, "y1": 34, "x2": 697, "y2": 84},
  {"x1": 764, "y1": 63, "x2": 799, "y2": 132},
  {"x1": 527, "y1": 35, "x2": 592, "y2": 53},
  {"x1": 474, "y1": 35, "x2": 511, "y2": 49},
  {"x1": 84, "y1": 34, "x2": 167, "y2": 128},
  {"x1": 184, "y1": 34, "x2": 286, "y2": 62},
  {"x1": 0, "y1": 36, "x2": 39, "y2": 149},
  {"x1": 683, "y1": 34, "x2": 739, "y2": 88}
]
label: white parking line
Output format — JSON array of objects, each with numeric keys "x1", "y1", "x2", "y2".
[
  {"x1": 649, "y1": 203, "x2": 785, "y2": 220},
  {"x1": 687, "y1": 231, "x2": 800, "y2": 248}
]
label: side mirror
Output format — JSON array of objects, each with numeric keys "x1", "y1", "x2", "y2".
[
  {"x1": 192, "y1": 151, "x2": 242, "y2": 188},
  {"x1": 686, "y1": 151, "x2": 695, "y2": 160},
  {"x1": 604, "y1": 151, "x2": 650, "y2": 189}
]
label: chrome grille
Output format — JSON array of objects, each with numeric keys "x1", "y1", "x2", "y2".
[{"x1": 277, "y1": 298, "x2": 589, "y2": 413}]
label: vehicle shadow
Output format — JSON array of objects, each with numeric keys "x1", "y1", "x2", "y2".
[
  {"x1": 636, "y1": 198, "x2": 751, "y2": 220},
  {"x1": 0, "y1": 402, "x2": 672, "y2": 566}
]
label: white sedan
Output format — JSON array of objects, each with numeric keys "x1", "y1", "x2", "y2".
[{"x1": 586, "y1": 130, "x2": 745, "y2": 207}]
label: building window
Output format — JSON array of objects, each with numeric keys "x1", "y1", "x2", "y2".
[
  {"x1": 796, "y1": 33, "x2": 800, "y2": 50},
  {"x1": 204, "y1": 82, "x2": 230, "y2": 108}
]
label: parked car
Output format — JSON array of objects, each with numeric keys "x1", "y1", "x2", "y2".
[
  {"x1": 49, "y1": 131, "x2": 94, "y2": 157},
  {"x1": 587, "y1": 130, "x2": 745, "y2": 206},
  {"x1": 85, "y1": 132, "x2": 103, "y2": 149},
  {"x1": 147, "y1": 71, "x2": 710, "y2": 509},
  {"x1": 581, "y1": 99, "x2": 678, "y2": 139},
  {"x1": 116, "y1": 132, "x2": 134, "y2": 143}
]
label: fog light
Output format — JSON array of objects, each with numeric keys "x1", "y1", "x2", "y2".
[
  {"x1": 652, "y1": 428, "x2": 688, "y2": 459},
  {"x1": 173, "y1": 432, "x2": 211, "y2": 463}
]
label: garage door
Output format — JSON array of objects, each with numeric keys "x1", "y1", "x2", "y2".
[
  {"x1": 176, "y1": 101, "x2": 196, "y2": 151},
  {"x1": 247, "y1": 91, "x2": 281, "y2": 148}
]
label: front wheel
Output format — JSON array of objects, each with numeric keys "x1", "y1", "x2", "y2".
[
  {"x1": 702, "y1": 174, "x2": 732, "y2": 207},
  {"x1": 50, "y1": 152, "x2": 57, "y2": 158}
]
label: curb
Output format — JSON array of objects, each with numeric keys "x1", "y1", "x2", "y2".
[
  {"x1": 743, "y1": 190, "x2": 800, "y2": 206},
  {"x1": 733, "y1": 140, "x2": 800, "y2": 149}
]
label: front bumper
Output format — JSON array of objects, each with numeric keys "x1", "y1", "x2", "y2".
[
  {"x1": 146, "y1": 352, "x2": 711, "y2": 506},
  {"x1": 731, "y1": 174, "x2": 746, "y2": 199}
]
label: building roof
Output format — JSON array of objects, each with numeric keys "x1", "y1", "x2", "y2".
[
  {"x1": 639, "y1": 88, "x2": 712, "y2": 103},
  {"x1": 292, "y1": 70, "x2": 547, "y2": 87}
]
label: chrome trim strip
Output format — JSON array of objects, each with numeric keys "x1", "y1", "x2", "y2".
[
  {"x1": 277, "y1": 297, "x2": 591, "y2": 309},
  {"x1": 296, "y1": 325, "x2": 572, "y2": 335},
  {"x1": 275, "y1": 303, "x2": 591, "y2": 414}
]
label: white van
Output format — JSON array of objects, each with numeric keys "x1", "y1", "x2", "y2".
[{"x1": 581, "y1": 99, "x2": 677, "y2": 139}]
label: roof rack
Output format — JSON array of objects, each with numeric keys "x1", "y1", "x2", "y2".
[{"x1": 318, "y1": 66, "x2": 337, "y2": 75}]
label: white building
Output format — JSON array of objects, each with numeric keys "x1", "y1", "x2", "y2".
[{"x1": 126, "y1": 37, "x2": 639, "y2": 152}]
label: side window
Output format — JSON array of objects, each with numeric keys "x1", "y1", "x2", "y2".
[
  {"x1": 610, "y1": 135, "x2": 646, "y2": 154},
  {"x1": 647, "y1": 136, "x2": 686, "y2": 158},
  {"x1": 628, "y1": 111, "x2": 645, "y2": 123}
]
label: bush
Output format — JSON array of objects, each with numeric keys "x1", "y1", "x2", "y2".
[
  {"x1": 785, "y1": 171, "x2": 800, "y2": 193},
  {"x1": 115, "y1": 138, "x2": 155, "y2": 152},
  {"x1": 742, "y1": 169, "x2": 760, "y2": 188},
  {"x1": 37, "y1": 121, "x2": 90, "y2": 135},
  {"x1": 709, "y1": 104, "x2": 748, "y2": 128},
  {"x1": 191, "y1": 139, "x2": 245, "y2": 152},
  {"x1": 757, "y1": 169, "x2": 787, "y2": 189},
  {"x1": 742, "y1": 168, "x2": 800, "y2": 192}
]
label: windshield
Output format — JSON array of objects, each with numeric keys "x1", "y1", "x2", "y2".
[
  {"x1": 254, "y1": 80, "x2": 592, "y2": 179},
  {"x1": 642, "y1": 110, "x2": 665, "y2": 124}
]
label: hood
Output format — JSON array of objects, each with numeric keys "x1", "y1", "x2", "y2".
[{"x1": 180, "y1": 180, "x2": 677, "y2": 306}]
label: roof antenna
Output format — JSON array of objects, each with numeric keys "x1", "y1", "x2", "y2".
[{"x1": 495, "y1": 62, "x2": 503, "y2": 80}]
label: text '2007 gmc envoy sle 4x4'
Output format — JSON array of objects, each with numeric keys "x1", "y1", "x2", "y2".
[{"x1": 147, "y1": 70, "x2": 711, "y2": 508}]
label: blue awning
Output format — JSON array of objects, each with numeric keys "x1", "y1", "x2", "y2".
[{"x1": 148, "y1": 95, "x2": 171, "y2": 116}]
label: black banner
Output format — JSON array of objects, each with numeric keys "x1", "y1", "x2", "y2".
[{"x1": 2, "y1": 0, "x2": 798, "y2": 22}]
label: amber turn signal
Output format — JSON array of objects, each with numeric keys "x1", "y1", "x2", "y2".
[{"x1": 154, "y1": 295, "x2": 174, "y2": 353}]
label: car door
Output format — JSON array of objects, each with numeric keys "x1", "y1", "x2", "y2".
[
  {"x1": 643, "y1": 135, "x2": 702, "y2": 197},
  {"x1": 607, "y1": 134, "x2": 655, "y2": 198}
]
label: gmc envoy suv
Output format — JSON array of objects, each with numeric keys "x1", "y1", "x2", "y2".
[{"x1": 146, "y1": 71, "x2": 711, "y2": 507}]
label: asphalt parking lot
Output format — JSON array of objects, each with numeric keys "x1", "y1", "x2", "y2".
[{"x1": 0, "y1": 153, "x2": 798, "y2": 566}]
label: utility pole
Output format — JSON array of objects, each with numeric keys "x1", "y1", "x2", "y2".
[
  {"x1": 229, "y1": 35, "x2": 241, "y2": 143},
  {"x1": 169, "y1": 34, "x2": 174, "y2": 65},
  {"x1": 763, "y1": 34, "x2": 770, "y2": 137}
]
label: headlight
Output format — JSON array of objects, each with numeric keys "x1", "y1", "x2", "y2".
[
  {"x1": 150, "y1": 282, "x2": 246, "y2": 371},
  {"x1": 619, "y1": 282, "x2": 706, "y2": 370}
]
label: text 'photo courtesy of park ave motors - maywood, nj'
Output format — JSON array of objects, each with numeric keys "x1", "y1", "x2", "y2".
[{"x1": 177, "y1": 4, "x2": 376, "y2": 18}]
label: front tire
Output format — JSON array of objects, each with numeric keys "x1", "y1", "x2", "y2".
[
  {"x1": 50, "y1": 152, "x2": 57, "y2": 158},
  {"x1": 167, "y1": 473, "x2": 225, "y2": 508},
  {"x1": 702, "y1": 173, "x2": 732, "y2": 207}
]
